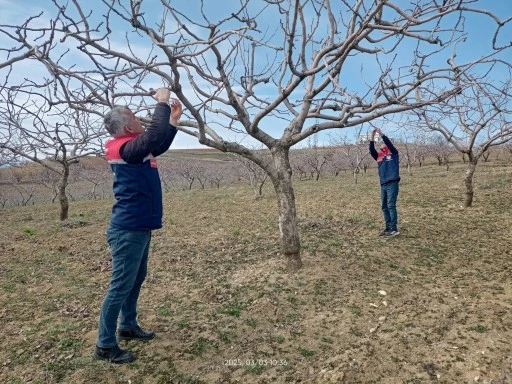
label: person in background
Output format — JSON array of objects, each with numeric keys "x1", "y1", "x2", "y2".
[
  {"x1": 369, "y1": 128, "x2": 401, "y2": 237},
  {"x1": 94, "y1": 88, "x2": 183, "y2": 364}
]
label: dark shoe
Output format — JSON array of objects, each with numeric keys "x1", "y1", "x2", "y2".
[
  {"x1": 117, "y1": 326, "x2": 155, "y2": 342},
  {"x1": 384, "y1": 229, "x2": 400, "y2": 237},
  {"x1": 379, "y1": 229, "x2": 391, "y2": 236},
  {"x1": 93, "y1": 345, "x2": 135, "y2": 364}
]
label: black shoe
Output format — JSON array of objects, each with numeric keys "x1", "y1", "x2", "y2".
[
  {"x1": 93, "y1": 345, "x2": 135, "y2": 364},
  {"x1": 384, "y1": 229, "x2": 400, "y2": 237},
  {"x1": 379, "y1": 229, "x2": 391, "y2": 236},
  {"x1": 117, "y1": 326, "x2": 156, "y2": 342}
]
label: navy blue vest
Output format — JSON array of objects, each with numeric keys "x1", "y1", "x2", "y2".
[
  {"x1": 377, "y1": 149, "x2": 400, "y2": 185},
  {"x1": 105, "y1": 135, "x2": 163, "y2": 230}
]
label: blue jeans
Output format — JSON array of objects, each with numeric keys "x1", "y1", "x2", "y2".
[
  {"x1": 97, "y1": 227, "x2": 151, "y2": 348},
  {"x1": 381, "y1": 181, "x2": 399, "y2": 231}
]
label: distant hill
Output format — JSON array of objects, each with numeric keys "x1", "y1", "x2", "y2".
[{"x1": 164, "y1": 147, "x2": 231, "y2": 162}]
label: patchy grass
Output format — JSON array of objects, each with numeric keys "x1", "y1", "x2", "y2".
[{"x1": 0, "y1": 161, "x2": 511, "y2": 383}]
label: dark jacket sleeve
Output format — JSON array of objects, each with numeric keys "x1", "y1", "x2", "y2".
[
  {"x1": 120, "y1": 103, "x2": 177, "y2": 164},
  {"x1": 151, "y1": 124, "x2": 178, "y2": 157},
  {"x1": 382, "y1": 135, "x2": 398, "y2": 154},
  {"x1": 369, "y1": 141, "x2": 378, "y2": 161}
]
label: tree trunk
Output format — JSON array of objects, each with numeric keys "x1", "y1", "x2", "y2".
[
  {"x1": 464, "y1": 158, "x2": 477, "y2": 208},
  {"x1": 271, "y1": 148, "x2": 302, "y2": 272},
  {"x1": 353, "y1": 169, "x2": 358, "y2": 184},
  {"x1": 258, "y1": 179, "x2": 266, "y2": 196},
  {"x1": 58, "y1": 167, "x2": 70, "y2": 221},
  {"x1": 251, "y1": 178, "x2": 259, "y2": 199}
]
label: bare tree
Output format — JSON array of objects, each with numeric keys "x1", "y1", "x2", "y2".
[
  {"x1": 172, "y1": 159, "x2": 206, "y2": 190},
  {"x1": 330, "y1": 133, "x2": 369, "y2": 184},
  {"x1": 398, "y1": 133, "x2": 421, "y2": 175},
  {"x1": 5, "y1": 167, "x2": 37, "y2": 206},
  {"x1": 38, "y1": 166, "x2": 61, "y2": 203},
  {"x1": 157, "y1": 158, "x2": 175, "y2": 193},
  {"x1": 428, "y1": 134, "x2": 453, "y2": 170},
  {"x1": 1, "y1": 1, "x2": 510, "y2": 269},
  {"x1": 230, "y1": 153, "x2": 269, "y2": 198},
  {"x1": 482, "y1": 149, "x2": 491, "y2": 162},
  {"x1": 191, "y1": 161, "x2": 209, "y2": 190},
  {"x1": 293, "y1": 135, "x2": 332, "y2": 181},
  {"x1": 207, "y1": 168, "x2": 225, "y2": 189},
  {"x1": 0, "y1": 148, "x2": 18, "y2": 169},
  {"x1": 77, "y1": 160, "x2": 112, "y2": 199},
  {"x1": 418, "y1": 72, "x2": 512, "y2": 207},
  {"x1": 0, "y1": 85, "x2": 104, "y2": 219},
  {"x1": 291, "y1": 153, "x2": 311, "y2": 181},
  {"x1": 412, "y1": 133, "x2": 431, "y2": 168},
  {"x1": 172, "y1": 159, "x2": 210, "y2": 190},
  {"x1": 506, "y1": 141, "x2": 512, "y2": 159},
  {"x1": 0, "y1": 192, "x2": 7, "y2": 208}
]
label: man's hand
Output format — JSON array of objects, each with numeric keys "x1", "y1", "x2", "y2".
[
  {"x1": 170, "y1": 98, "x2": 183, "y2": 126},
  {"x1": 370, "y1": 128, "x2": 377, "y2": 141},
  {"x1": 376, "y1": 128, "x2": 383, "y2": 136},
  {"x1": 153, "y1": 88, "x2": 171, "y2": 103}
]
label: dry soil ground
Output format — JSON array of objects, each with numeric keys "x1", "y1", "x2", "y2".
[{"x1": 0, "y1": 161, "x2": 511, "y2": 383}]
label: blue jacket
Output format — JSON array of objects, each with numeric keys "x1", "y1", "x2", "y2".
[
  {"x1": 369, "y1": 135, "x2": 400, "y2": 185},
  {"x1": 105, "y1": 103, "x2": 177, "y2": 230}
]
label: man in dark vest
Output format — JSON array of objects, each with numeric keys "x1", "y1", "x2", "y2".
[
  {"x1": 94, "y1": 88, "x2": 182, "y2": 364},
  {"x1": 369, "y1": 128, "x2": 401, "y2": 237}
]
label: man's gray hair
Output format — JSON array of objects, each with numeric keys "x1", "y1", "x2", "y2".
[{"x1": 104, "y1": 106, "x2": 129, "y2": 137}]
